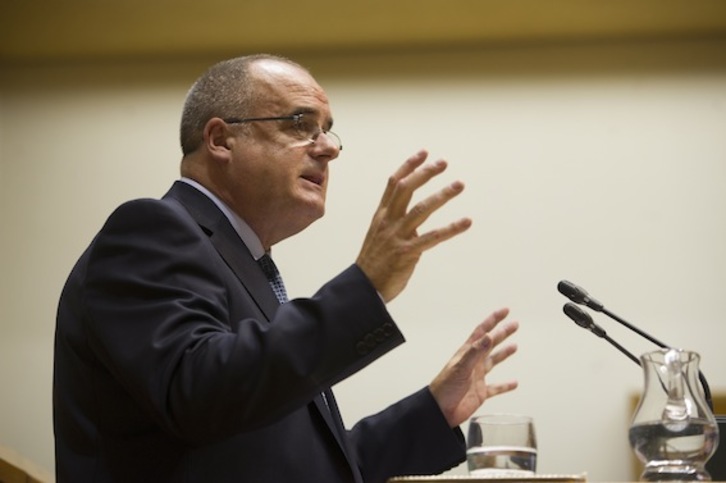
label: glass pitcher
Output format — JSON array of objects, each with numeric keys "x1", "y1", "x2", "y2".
[{"x1": 629, "y1": 348, "x2": 719, "y2": 481}]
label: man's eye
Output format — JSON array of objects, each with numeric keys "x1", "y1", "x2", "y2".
[{"x1": 295, "y1": 117, "x2": 318, "y2": 136}]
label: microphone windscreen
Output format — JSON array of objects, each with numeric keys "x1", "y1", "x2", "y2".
[
  {"x1": 558, "y1": 280, "x2": 586, "y2": 304},
  {"x1": 563, "y1": 302, "x2": 591, "y2": 329}
]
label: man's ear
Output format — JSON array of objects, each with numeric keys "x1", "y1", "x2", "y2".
[{"x1": 203, "y1": 118, "x2": 234, "y2": 161}]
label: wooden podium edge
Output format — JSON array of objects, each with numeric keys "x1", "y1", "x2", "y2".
[
  {"x1": 388, "y1": 475, "x2": 587, "y2": 482},
  {"x1": 0, "y1": 444, "x2": 53, "y2": 483}
]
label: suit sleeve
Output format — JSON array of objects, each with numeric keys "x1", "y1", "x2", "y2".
[
  {"x1": 349, "y1": 387, "x2": 466, "y2": 483},
  {"x1": 80, "y1": 198, "x2": 405, "y2": 444}
]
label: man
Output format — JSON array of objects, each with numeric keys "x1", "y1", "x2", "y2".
[{"x1": 54, "y1": 54, "x2": 519, "y2": 482}]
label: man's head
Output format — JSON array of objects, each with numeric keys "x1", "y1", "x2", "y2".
[{"x1": 180, "y1": 54, "x2": 341, "y2": 249}]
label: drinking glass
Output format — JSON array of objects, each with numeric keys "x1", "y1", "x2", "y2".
[{"x1": 466, "y1": 414, "x2": 537, "y2": 476}]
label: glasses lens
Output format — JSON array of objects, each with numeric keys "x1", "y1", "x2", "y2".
[
  {"x1": 322, "y1": 131, "x2": 342, "y2": 151},
  {"x1": 290, "y1": 115, "x2": 316, "y2": 142},
  {"x1": 294, "y1": 114, "x2": 342, "y2": 150}
]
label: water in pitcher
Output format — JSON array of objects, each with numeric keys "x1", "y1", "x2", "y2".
[{"x1": 629, "y1": 419, "x2": 719, "y2": 480}]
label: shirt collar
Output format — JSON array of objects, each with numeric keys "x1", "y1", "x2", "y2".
[{"x1": 179, "y1": 177, "x2": 266, "y2": 260}]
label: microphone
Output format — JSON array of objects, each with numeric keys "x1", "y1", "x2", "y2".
[
  {"x1": 558, "y1": 280, "x2": 714, "y2": 411},
  {"x1": 558, "y1": 280, "x2": 666, "y2": 348},
  {"x1": 558, "y1": 280, "x2": 604, "y2": 311},
  {"x1": 563, "y1": 302, "x2": 641, "y2": 366}
]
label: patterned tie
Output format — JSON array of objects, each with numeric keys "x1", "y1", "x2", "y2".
[{"x1": 257, "y1": 254, "x2": 288, "y2": 304}]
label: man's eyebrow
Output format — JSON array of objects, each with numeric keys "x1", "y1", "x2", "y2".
[
  {"x1": 293, "y1": 107, "x2": 334, "y2": 130},
  {"x1": 292, "y1": 107, "x2": 317, "y2": 116}
]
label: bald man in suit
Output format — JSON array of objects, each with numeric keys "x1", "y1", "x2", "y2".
[{"x1": 54, "y1": 54, "x2": 519, "y2": 482}]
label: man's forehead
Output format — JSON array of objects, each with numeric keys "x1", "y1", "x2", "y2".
[
  {"x1": 251, "y1": 59, "x2": 313, "y2": 83},
  {"x1": 249, "y1": 60, "x2": 331, "y2": 118}
]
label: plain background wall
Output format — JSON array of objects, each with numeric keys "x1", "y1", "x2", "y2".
[{"x1": 1, "y1": 38, "x2": 725, "y2": 480}]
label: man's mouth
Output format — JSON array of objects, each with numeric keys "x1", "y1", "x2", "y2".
[{"x1": 301, "y1": 174, "x2": 324, "y2": 187}]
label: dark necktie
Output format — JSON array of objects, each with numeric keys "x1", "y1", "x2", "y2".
[
  {"x1": 257, "y1": 254, "x2": 288, "y2": 304},
  {"x1": 256, "y1": 254, "x2": 332, "y2": 412}
]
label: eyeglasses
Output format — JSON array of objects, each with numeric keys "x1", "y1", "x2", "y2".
[{"x1": 223, "y1": 113, "x2": 342, "y2": 151}]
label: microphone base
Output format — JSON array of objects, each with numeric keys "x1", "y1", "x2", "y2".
[{"x1": 706, "y1": 415, "x2": 726, "y2": 480}]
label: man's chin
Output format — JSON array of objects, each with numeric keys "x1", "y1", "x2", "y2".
[
  {"x1": 298, "y1": 193, "x2": 326, "y2": 219},
  {"x1": 279, "y1": 207, "x2": 324, "y2": 243},
  {"x1": 293, "y1": 200, "x2": 326, "y2": 227}
]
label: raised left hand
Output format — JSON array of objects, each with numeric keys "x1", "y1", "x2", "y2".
[{"x1": 429, "y1": 307, "x2": 519, "y2": 428}]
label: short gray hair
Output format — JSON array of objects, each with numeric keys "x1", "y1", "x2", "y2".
[{"x1": 179, "y1": 54, "x2": 304, "y2": 155}]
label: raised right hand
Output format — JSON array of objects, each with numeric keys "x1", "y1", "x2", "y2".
[{"x1": 355, "y1": 150, "x2": 472, "y2": 302}]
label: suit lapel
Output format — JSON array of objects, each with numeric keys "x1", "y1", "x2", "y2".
[
  {"x1": 164, "y1": 181, "x2": 279, "y2": 320},
  {"x1": 164, "y1": 182, "x2": 361, "y2": 480}
]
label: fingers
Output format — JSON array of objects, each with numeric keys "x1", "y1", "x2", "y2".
[
  {"x1": 485, "y1": 380, "x2": 519, "y2": 399},
  {"x1": 468, "y1": 307, "x2": 510, "y2": 346},
  {"x1": 455, "y1": 316, "x2": 517, "y2": 381},
  {"x1": 380, "y1": 150, "x2": 464, "y2": 229},
  {"x1": 400, "y1": 177, "x2": 463, "y2": 229},
  {"x1": 378, "y1": 150, "x2": 429, "y2": 208},
  {"x1": 427, "y1": 310, "x2": 521, "y2": 427},
  {"x1": 468, "y1": 313, "x2": 519, "y2": 374},
  {"x1": 487, "y1": 320, "x2": 520, "y2": 350},
  {"x1": 476, "y1": 322, "x2": 519, "y2": 369},
  {"x1": 387, "y1": 159, "x2": 449, "y2": 219},
  {"x1": 413, "y1": 216, "x2": 473, "y2": 253},
  {"x1": 357, "y1": 150, "x2": 470, "y2": 301},
  {"x1": 488, "y1": 341, "x2": 518, "y2": 367}
]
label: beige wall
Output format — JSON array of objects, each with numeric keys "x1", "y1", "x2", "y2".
[{"x1": 1, "y1": 38, "x2": 725, "y2": 480}]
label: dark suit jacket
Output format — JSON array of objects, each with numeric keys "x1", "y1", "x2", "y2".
[{"x1": 54, "y1": 181, "x2": 465, "y2": 482}]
